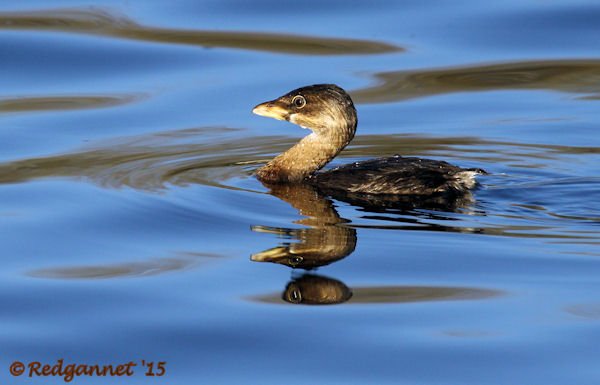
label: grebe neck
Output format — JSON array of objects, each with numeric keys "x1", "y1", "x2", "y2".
[{"x1": 256, "y1": 119, "x2": 356, "y2": 183}]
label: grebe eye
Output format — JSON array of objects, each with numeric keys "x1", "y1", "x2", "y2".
[{"x1": 292, "y1": 95, "x2": 306, "y2": 109}]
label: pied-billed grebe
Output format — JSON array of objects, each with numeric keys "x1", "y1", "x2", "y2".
[{"x1": 253, "y1": 84, "x2": 485, "y2": 196}]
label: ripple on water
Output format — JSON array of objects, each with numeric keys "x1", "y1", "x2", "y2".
[
  {"x1": 0, "y1": 126, "x2": 597, "y2": 190},
  {"x1": 0, "y1": 93, "x2": 146, "y2": 114},
  {"x1": 351, "y1": 59, "x2": 600, "y2": 104},
  {"x1": 0, "y1": 7, "x2": 402, "y2": 55},
  {"x1": 0, "y1": 125, "x2": 597, "y2": 247},
  {"x1": 27, "y1": 252, "x2": 224, "y2": 279}
]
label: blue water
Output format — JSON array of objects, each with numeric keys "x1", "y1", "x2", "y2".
[{"x1": 1, "y1": 1, "x2": 599, "y2": 384}]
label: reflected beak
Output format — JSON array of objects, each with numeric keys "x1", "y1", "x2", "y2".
[
  {"x1": 250, "y1": 246, "x2": 288, "y2": 262},
  {"x1": 252, "y1": 101, "x2": 289, "y2": 121}
]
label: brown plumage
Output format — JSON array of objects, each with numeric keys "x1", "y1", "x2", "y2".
[{"x1": 253, "y1": 84, "x2": 485, "y2": 197}]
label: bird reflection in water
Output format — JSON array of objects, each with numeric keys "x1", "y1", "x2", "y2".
[
  {"x1": 251, "y1": 183, "x2": 356, "y2": 305},
  {"x1": 283, "y1": 274, "x2": 352, "y2": 305},
  {"x1": 251, "y1": 183, "x2": 356, "y2": 269},
  {"x1": 251, "y1": 183, "x2": 491, "y2": 305}
]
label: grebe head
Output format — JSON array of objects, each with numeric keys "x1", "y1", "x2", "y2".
[
  {"x1": 252, "y1": 84, "x2": 357, "y2": 136},
  {"x1": 253, "y1": 84, "x2": 358, "y2": 183}
]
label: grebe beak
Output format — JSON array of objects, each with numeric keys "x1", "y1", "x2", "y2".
[{"x1": 252, "y1": 101, "x2": 289, "y2": 121}]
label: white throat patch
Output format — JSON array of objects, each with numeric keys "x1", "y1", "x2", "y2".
[{"x1": 289, "y1": 114, "x2": 309, "y2": 129}]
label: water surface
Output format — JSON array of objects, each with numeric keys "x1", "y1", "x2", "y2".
[{"x1": 1, "y1": 1, "x2": 599, "y2": 384}]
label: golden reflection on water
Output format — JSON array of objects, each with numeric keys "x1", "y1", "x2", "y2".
[
  {"x1": 352, "y1": 59, "x2": 600, "y2": 103},
  {"x1": 0, "y1": 94, "x2": 145, "y2": 113},
  {"x1": 0, "y1": 126, "x2": 258, "y2": 191},
  {"x1": 0, "y1": 8, "x2": 401, "y2": 55}
]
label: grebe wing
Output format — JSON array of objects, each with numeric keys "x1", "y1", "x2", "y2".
[{"x1": 310, "y1": 156, "x2": 483, "y2": 196}]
